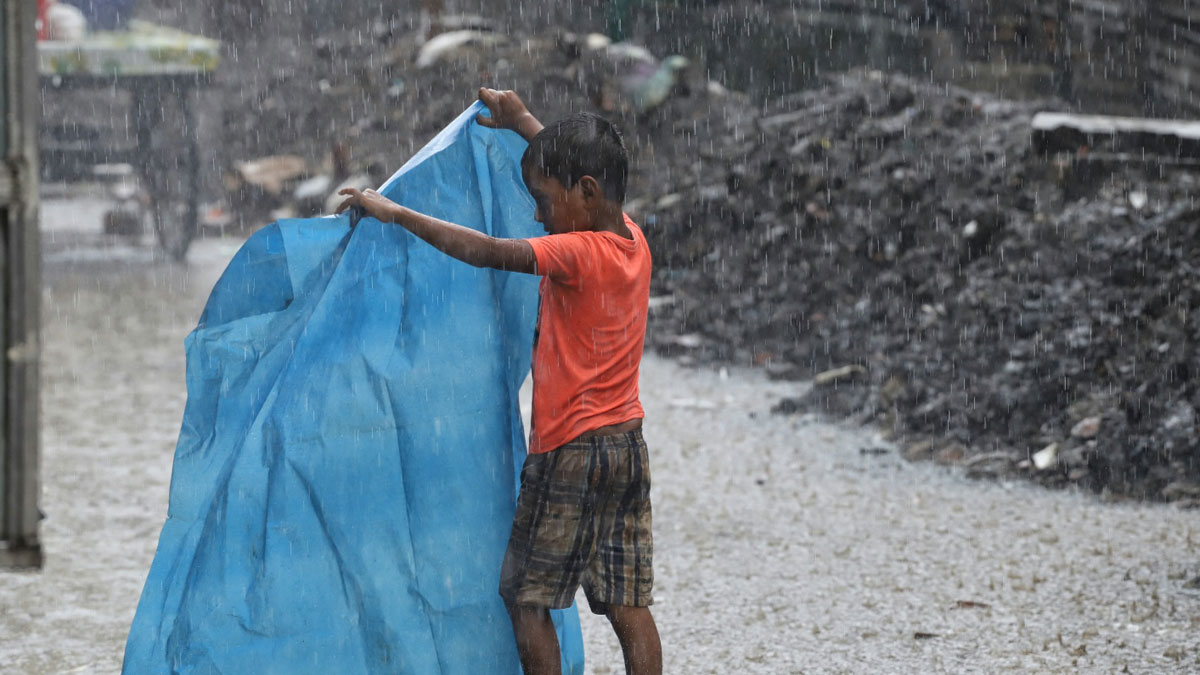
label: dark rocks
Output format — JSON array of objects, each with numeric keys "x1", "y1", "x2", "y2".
[{"x1": 639, "y1": 70, "x2": 1199, "y2": 502}]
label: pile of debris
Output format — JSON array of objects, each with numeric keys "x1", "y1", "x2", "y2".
[
  {"x1": 203, "y1": 16, "x2": 1197, "y2": 502},
  {"x1": 209, "y1": 17, "x2": 731, "y2": 228},
  {"x1": 638, "y1": 70, "x2": 1200, "y2": 502}
]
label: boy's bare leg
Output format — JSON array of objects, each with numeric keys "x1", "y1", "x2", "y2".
[
  {"x1": 508, "y1": 604, "x2": 562, "y2": 675},
  {"x1": 605, "y1": 605, "x2": 662, "y2": 675}
]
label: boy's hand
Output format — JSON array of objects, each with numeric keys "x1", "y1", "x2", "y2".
[
  {"x1": 476, "y1": 88, "x2": 544, "y2": 142},
  {"x1": 335, "y1": 187, "x2": 398, "y2": 225}
]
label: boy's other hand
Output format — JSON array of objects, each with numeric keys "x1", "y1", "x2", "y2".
[
  {"x1": 477, "y1": 88, "x2": 543, "y2": 142},
  {"x1": 335, "y1": 187, "x2": 398, "y2": 225}
]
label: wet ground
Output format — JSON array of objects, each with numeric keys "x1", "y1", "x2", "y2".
[{"x1": 2, "y1": 195, "x2": 1198, "y2": 673}]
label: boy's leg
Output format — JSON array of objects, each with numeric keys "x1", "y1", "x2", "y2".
[
  {"x1": 605, "y1": 604, "x2": 661, "y2": 675},
  {"x1": 585, "y1": 430, "x2": 658, "y2": 674},
  {"x1": 507, "y1": 603, "x2": 562, "y2": 675},
  {"x1": 498, "y1": 447, "x2": 593, "y2": 674}
]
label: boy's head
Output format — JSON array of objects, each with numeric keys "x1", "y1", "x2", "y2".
[{"x1": 521, "y1": 112, "x2": 627, "y2": 234}]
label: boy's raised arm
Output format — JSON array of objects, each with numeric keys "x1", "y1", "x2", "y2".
[
  {"x1": 476, "y1": 88, "x2": 544, "y2": 142},
  {"x1": 332, "y1": 88, "x2": 548, "y2": 274},
  {"x1": 335, "y1": 187, "x2": 538, "y2": 275}
]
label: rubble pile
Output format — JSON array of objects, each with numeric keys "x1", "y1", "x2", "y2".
[
  {"x1": 639, "y1": 71, "x2": 1200, "y2": 501},
  {"x1": 206, "y1": 20, "x2": 1197, "y2": 501},
  {"x1": 210, "y1": 21, "x2": 741, "y2": 227}
]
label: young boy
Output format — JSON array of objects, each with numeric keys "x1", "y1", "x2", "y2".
[{"x1": 337, "y1": 88, "x2": 661, "y2": 675}]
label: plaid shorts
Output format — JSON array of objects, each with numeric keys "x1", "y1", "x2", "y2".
[{"x1": 498, "y1": 429, "x2": 654, "y2": 614}]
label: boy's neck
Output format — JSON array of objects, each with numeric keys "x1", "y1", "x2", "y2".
[{"x1": 588, "y1": 203, "x2": 631, "y2": 238}]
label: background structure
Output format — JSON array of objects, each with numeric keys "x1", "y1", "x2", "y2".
[{"x1": 0, "y1": 0, "x2": 43, "y2": 569}]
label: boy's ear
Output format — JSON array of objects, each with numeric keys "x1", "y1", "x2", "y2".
[{"x1": 578, "y1": 175, "x2": 602, "y2": 202}]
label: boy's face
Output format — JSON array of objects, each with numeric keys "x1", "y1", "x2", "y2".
[{"x1": 524, "y1": 169, "x2": 591, "y2": 235}]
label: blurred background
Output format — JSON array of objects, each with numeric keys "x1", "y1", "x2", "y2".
[{"x1": 3, "y1": 1, "x2": 1200, "y2": 672}]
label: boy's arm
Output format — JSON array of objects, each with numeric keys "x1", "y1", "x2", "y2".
[
  {"x1": 333, "y1": 88, "x2": 545, "y2": 272},
  {"x1": 336, "y1": 188, "x2": 538, "y2": 274}
]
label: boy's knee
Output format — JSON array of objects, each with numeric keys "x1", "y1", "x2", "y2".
[
  {"x1": 603, "y1": 603, "x2": 652, "y2": 627},
  {"x1": 506, "y1": 602, "x2": 552, "y2": 627}
]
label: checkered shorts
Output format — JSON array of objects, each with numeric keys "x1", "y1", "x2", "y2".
[{"x1": 499, "y1": 429, "x2": 654, "y2": 614}]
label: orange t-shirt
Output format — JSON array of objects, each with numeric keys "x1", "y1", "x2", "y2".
[{"x1": 523, "y1": 215, "x2": 651, "y2": 454}]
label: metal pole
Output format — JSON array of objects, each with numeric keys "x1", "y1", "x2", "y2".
[{"x1": 1, "y1": 0, "x2": 43, "y2": 569}]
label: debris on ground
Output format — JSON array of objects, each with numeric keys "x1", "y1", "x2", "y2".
[{"x1": 636, "y1": 69, "x2": 1200, "y2": 502}]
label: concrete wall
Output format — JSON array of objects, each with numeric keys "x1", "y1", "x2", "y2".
[
  {"x1": 595, "y1": 0, "x2": 1193, "y2": 118},
  {"x1": 945, "y1": 0, "x2": 1198, "y2": 117},
  {"x1": 1146, "y1": 0, "x2": 1200, "y2": 116}
]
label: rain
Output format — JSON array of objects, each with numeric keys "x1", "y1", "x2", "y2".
[{"x1": 3, "y1": 0, "x2": 1199, "y2": 673}]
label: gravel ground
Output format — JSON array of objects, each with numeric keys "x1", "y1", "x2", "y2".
[{"x1": 2, "y1": 197, "x2": 1198, "y2": 673}]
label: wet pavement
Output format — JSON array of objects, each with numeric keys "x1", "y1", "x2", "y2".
[{"x1": 2, "y1": 194, "x2": 1198, "y2": 673}]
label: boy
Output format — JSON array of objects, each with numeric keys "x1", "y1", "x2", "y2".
[{"x1": 337, "y1": 88, "x2": 661, "y2": 675}]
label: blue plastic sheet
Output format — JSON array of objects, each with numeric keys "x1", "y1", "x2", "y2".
[{"x1": 123, "y1": 103, "x2": 585, "y2": 674}]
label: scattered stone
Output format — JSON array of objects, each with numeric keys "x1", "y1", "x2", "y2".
[
  {"x1": 647, "y1": 295, "x2": 676, "y2": 310},
  {"x1": 1161, "y1": 482, "x2": 1200, "y2": 502},
  {"x1": 964, "y1": 451, "x2": 1016, "y2": 479},
  {"x1": 771, "y1": 398, "x2": 802, "y2": 415},
  {"x1": 952, "y1": 600, "x2": 991, "y2": 610},
  {"x1": 935, "y1": 442, "x2": 968, "y2": 465},
  {"x1": 1032, "y1": 443, "x2": 1059, "y2": 471},
  {"x1": 663, "y1": 334, "x2": 704, "y2": 349},
  {"x1": 655, "y1": 193, "x2": 683, "y2": 210},
  {"x1": 813, "y1": 365, "x2": 866, "y2": 387},
  {"x1": 1071, "y1": 417, "x2": 1102, "y2": 439},
  {"x1": 902, "y1": 439, "x2": 936, "y2": 462},
  {"x1": 415, "y1": 29, "x2": 508, "y2": 68}
]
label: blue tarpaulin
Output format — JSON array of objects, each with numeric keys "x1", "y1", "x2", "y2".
[{"x1": 123, "y1": 103, "x2": 585, "y2": 674}]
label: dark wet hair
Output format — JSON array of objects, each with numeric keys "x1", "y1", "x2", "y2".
[{"x1": 522, "y1": 112, "x2": 628, "y2": 203}]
